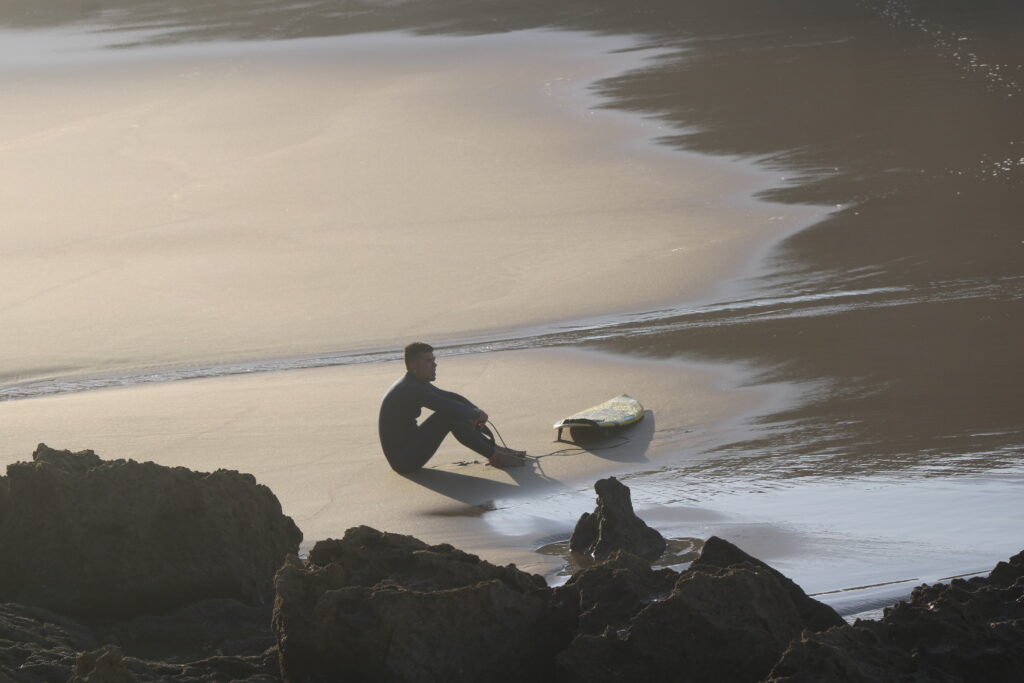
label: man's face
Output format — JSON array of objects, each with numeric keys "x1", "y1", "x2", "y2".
[{"x1": 408, "y1": 351, "x2": 437, "y2": 382}]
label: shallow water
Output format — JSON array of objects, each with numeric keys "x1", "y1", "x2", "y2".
[{"x1": 1, "y1": 0, "x2": 1021, "y2": 600}]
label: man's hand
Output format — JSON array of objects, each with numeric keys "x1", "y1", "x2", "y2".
[{"x1": 474, "y1": 409, "x2": 489, "y2": 427}]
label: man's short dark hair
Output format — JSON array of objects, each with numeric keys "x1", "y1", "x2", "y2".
[{"x1": 404, "y1": 342, "x2": 434, "y2": 368}]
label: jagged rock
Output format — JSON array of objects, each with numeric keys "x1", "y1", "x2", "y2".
[
  {"x1": 557, "y1": 536, "x2": 843, "y2": 683},
  {"x1": 556, "y1": 550, "x2": 677, "y2": 635},
  {"x1": 0, "y1": 444, "x2": 301, "y2": 619},
  {"x1": 765, "y1": 549, "x2": 1024, "y2": 683},
  {"x1": 559, "y1": 562, "x2": 810, "y2": 683},
  {"x1": 68, "y1": 645, "x2": 136, "y2": 683},
  {"x1": 304, "y1": 525, "x2": 544, "y2": 592},
  {"x1": 0, "y1": 601, "x2": 281, "y2": 683},
  {"x1": 569, "y1": 477, "x2": 666, "y2": 561},
  {"x1": 0, "y1": 603, "x2": 97, "y2": 683},
  {"x1": 94, "y1": 599, "x2": 275, "y2": 663},
  {"x1": 691, "y1": 535, "x2": 845, "y2": 632},
  {"x1": 128, "y1": 650, "x2": 282, "y2": 683},
  {"x1": 273, "y1": 526, "x2": 576, "y2": 683}
]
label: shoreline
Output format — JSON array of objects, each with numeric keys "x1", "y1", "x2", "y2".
[{"x1": 0, "y1": 28, "x2": 822, "y2": 387}]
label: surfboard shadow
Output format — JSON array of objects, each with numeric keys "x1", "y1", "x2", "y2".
[{"x1": 562, "y1": 410, "x2": 655, "y2": 463}]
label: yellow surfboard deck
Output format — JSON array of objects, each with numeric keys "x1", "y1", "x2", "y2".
[{"x1": 553, "y1": 394, "x2": 644, "y2": 440}]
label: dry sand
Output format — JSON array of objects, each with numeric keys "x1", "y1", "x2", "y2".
[{"x1": 0, "y1": 348, "x2": 779, "y2": 574}]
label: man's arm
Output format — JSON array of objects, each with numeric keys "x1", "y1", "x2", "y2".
[
  {"x1": 430, "y1": 386, "x2": 489, "y2": 425},
  {"x1": 432, "y1": 386, "x2": 474, "y2": 407},
  {"x1": 415, "y1": 383, "x2": 482, "y2": 421}
]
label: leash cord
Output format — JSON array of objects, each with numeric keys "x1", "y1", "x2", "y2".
[{"x1": 486, "y1": 420, "x2": 631, "y2": 460}]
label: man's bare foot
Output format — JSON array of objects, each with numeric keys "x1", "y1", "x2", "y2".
[
  {"x1": 494, "y1": 445, "x2": 527, "y2": 457},
  {"x1": 488, "y1": 450, "x2": 526, "y2": 468}
]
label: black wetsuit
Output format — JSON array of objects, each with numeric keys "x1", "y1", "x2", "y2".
[{"x1": 378, "y1": 372, "x2": 495, "y2": 473}]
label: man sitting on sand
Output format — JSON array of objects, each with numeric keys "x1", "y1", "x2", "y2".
[{"x1": 378, "y1": 342, "x2": 528, "y2": 473}]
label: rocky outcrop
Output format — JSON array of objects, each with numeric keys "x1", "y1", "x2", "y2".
[
  {"x1": 273, "y1": 525, "x2": 844, "y2": 683},
  {"x1": 0, "y1": 602, "x2": 281, "y2": 683},
  {"x1": 93, "y1": 599, "x2": 276, "y2": 663},
  {"x1": 692, "y1": 535, "x2": 845, "y2": 632},
  {"x1": 0, "y1": 602, "x2": 98, "y2": 683},
  {"x1": 2, "y1": 446, "x2": 1020, "y2": 683},
  {"x1": 68, "y1": 646, "x2": 137, "y2": 683},
  {"x1": 557, "y1": 536, "x2": 840, "y2": 683},
  {"x1": 0, "y1": 444, "x2": 302, "y2": 619},
  {"x1": 569, "y1": 477, "x2": 666, "y2": 561},
  {"x1": 557, "y1": 550, "x2": 677, "y2": 635},
  {"x1": 273, "y1": 525, "x2": 576, "y2": 683},
  {"x1": 766, "y1": 550, "x2": 1024, "y2": 683}
]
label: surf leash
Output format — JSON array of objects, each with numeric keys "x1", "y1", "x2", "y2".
[{"x1": 486, "y1": 419, "x2": 631, "y2": 460}]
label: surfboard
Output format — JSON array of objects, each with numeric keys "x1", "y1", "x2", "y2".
[{"x1": 553, "y1": 394, "x2": 644, "y2": 442}]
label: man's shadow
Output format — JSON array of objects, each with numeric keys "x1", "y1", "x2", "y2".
[
  {"x1": 400, "y1": 411, "x2": 655, "y2": 508},
  {"x1": 400, "y1": 457, "x2": 566, "y2": 510}
]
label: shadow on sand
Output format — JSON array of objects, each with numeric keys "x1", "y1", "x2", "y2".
[
  {"x1": 401, "y1": 412, "x2": 655, "y2": 510},
  {"x1": 552, "y1": 411, "x2": 655, "y2": 465}
]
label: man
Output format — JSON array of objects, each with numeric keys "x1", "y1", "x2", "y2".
[{"x1": 378, "y1": 342, "x2": 527, "y2": 473}]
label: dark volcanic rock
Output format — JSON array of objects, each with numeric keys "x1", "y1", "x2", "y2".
[
  {"x1": 557, "y1": 536, "x2": 842, "y2": 683},
  {"x1": 559, "y1": 562, "x2": 812, "y2": 683},
  {"x1": 273, "y1": 526, "x2": 575, "y2": 683},
  {"x1": 692, "y1": 535, "x2": 845, "y2": 632},
  {"x1": 556, "y1": 550, "x2": 677, "y2": 636},
  {"x1": 68, "y1": 645, "x2": 136, "y2": 683},
  {"x1": 569, "y1": 477, "x2": 666, "y2": 561},
  {"x1": 0, "y1": 601, "x2": 281, "y2": 683},
  {"x1": 0, "y1": 444, "x2": 302, "y2": 619},
  {"x1": 765, "y1": 549, "x2": 1024, "y2": 683},
  {"x1": 94, "y1": 599, "x2": 276, "y2": 663},
  {"x1": 0, "y1": 602, "x2": 97, "y2": 683}
]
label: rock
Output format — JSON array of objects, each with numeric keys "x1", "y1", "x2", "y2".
[
  {"x1": 0, "y1": 601, "x2": 281, "y2": 683},
  {"x1": 558, "y1": 562, "x2": 811, "y2": 683},
  {"x1": 765, "y1": 549, "x2": 1024, "y2": 683},
  {"x1": 0, "y1": 444, "x2": 302, "y2": 619},
  {"x1": 556, "y1": 535, "x2": 843, "y2": 683},
  {"x1": 556, "y1": 550, "x2": 677, "y2": 635},
  {"x1": 691, "y1": 536, "x2": 845, "y2": 632},
  {"x1": 763, "y1": 621, "x2": 927, "y2": 683},
  {"x1": 133, "y1": 650, "x2": 282, "y2": 683},
  {"x1": 304, "y1": 524, "x2": 544, "y2": 592},
  {"x1": 94, "y1": 599, "x2": 276, "y2": 663},
  {"x1": 0, "y1": 602, "x2": 97, "y2": 683},
  {"x1": 987, "y1": 549, "x2": 1024, "y2": 588},
  {"x1": 569, "y1": 477, "x2": 666, "y2": 562},
  {"x1": 69, "y1": 645, "x2": 137, "y2": 683},
  {"x1": 273, "y1": 526, "x2": 576, "y2": 683}
]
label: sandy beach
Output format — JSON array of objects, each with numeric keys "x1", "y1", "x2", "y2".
[
  {"x1": 0, "y1": 28, "x2": 809, "y2": 579},
  {"x1": 0, "y1": 30, "x2": 815, "y2": 387},
  {"x1": 2, "y1": 0, "x2": 1022, "y2": 626}
]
